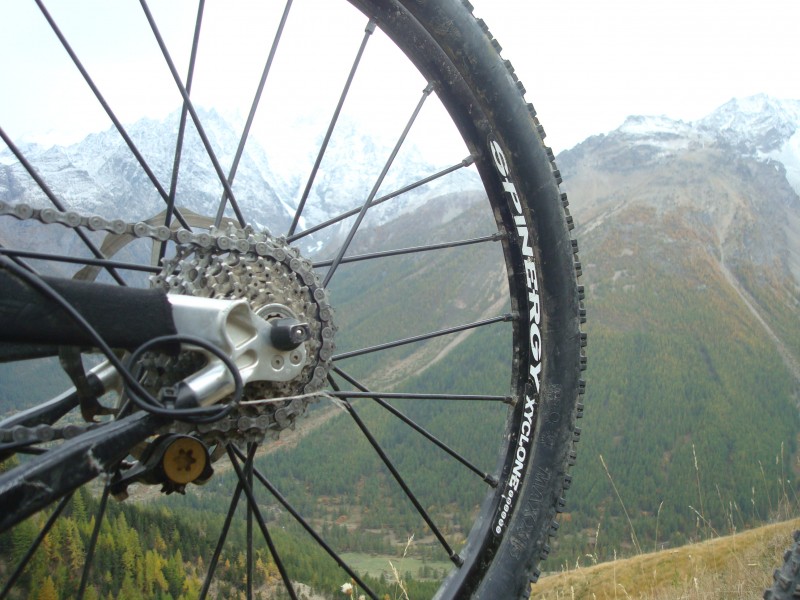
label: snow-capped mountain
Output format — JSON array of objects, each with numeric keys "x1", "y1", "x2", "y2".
[
  {"x1": 552, "y1": 96, "x2": 800, "y2": 561},
  {"x1": 561, "y1": 94, "x2": 800, "y2": 278},
  {"x1": 563, "y1": 94, "x2": 800, "y2": 198},
  {"x1": 697, "y1": 94, "x2": 800, "y2": 153},
  {"x1": 697, "y1": 95, "x2": 800, "y2": 195},
  {"x1": 558, "y1": 93, "x2": 800, "y2": 386},
  {"x1": 0, "y1": 108, "x2": 481, "y2": 248},
  {"x1": 0, "y1": 108, "x2": 287, "y2": 233}
]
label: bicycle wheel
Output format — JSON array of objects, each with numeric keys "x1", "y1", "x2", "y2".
[{"x1": 0, "y1": 1, "x2": 585, "y2": 598}]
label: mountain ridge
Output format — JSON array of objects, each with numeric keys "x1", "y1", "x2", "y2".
[
  {"x1": 0, "y1": 107, "x2": 481, "y2": 245},
  {"x1": 564, "y1": 94, "x2": 800, "y2": 195},
  {"x1": 550, "y1": 93, "x2": 800, "y2": 563}
]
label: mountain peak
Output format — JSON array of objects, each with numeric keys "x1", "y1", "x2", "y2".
[
  {"x1": 604, "y1": 95, "x2": 800, "y2": 150},
  {"x1": 703, "y1": 93, "x2": 799, "y2": 123},
  {"x1": 697, "y1": 94, "x2": 800, "y2": 153},
  {"x1": 563, "y1": 94, "x2": 800, "y2": 196},
  {"x1": 617, "y1": 114, "x2": 690, "y2": 136},
  {"x1": 592, "y1": 114, "x2": 702, "y2": 161}
]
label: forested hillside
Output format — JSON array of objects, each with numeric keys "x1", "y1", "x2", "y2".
[
  {"x1": 0, "y1": 482, "x2": 441, "y2": 599},
  {"x1": 550, "y1": 103, "x2": 800, "y2": 565}
]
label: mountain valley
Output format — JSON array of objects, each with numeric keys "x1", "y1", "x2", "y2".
[
  {"x1": 1, "y1": 94, "x2": 800, "y2": 597},
  {"x1": 553, "y1": 95, "x2": 800, "y2": 562}
]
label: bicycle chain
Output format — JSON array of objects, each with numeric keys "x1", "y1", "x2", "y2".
[
  {"x1": 1, "y1": 200, "x2": 337, "y2": 446},
  {"x1": 3, "y1": 199, "x2": 281, "y2": 255}
]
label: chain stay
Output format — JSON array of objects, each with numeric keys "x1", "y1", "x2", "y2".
[{"x1": 0, "y1": 421, "x2": 99, "y2": 445}]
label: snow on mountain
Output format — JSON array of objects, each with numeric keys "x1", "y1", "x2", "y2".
[
  {"x1": 610, "y1": 95, "x2": 800, "y2": 157},
  {"x1": 0, "y1": 108, "x2": 480, "y2": 246},
  {"x1": 694, "y1": 95, "x2": 800, "y2": 195},
  {"x1": 558, "y1": 93, "x2": 800, "y2": 290},
  {"x1": 700, "y1": 96, "x2": 800, "y2": 200},
  {"x1": 617, "y1": 114, "x2": 694, "y2": 138},
  {"x1": 615, "y1": 114, "x2": 707, "y2": 156},
  {"x1": 282, "y1": 114, "x2": 479, "y2": 236},
  {"x1": 697, "y1": 94, "x2": 800, "y2": 152},
  {"x1": 771, "y1": 129, "x2": 800, "y2": 196},
  {"x1": 561, "y1": 94, "x2": 800, "y2": 199}
]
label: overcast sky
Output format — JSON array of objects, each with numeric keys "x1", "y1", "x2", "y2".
[
  {"x1": 474, "y1": 0, "x2": 800, "y2": 151},
  {"x1": 2, "y1": 0, "x2": 799, "y2": 153}
]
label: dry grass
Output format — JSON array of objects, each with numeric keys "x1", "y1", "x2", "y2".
[{"x1": 532, "y1": 517, "x2": 800, "y2": 599}]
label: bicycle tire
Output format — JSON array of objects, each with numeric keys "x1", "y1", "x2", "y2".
[
  {"x1": 0, "y1": 1, "x2": 585, "y2": 598},
  {"x1": 359, "y1": 2, "x2": 586, "y2": 597},
  {"x1": 765, "y1": 531, "x2": 800, "y2": 600}
]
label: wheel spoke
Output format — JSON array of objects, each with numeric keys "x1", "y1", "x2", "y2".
[
  {"x1": 200, "y1": 479, "x2": 246, "y2": 599},
  {"x1": 229, "y1": 445, "x2": 381, "y2": 600},
  {"x1": 333, "y1": 314, "x2": 512, "y2": 361},
  {"x1": 287, "y1": 19, "x2": 377, "y2": 237},
  {"x1": 34, "y1": 0, "x2": 193, "y2": 232},
  {"x1": 0, "y1": 247, "x2": 160, "y2": 274},
  {"x1": 138, "y1": 0, "x2": 246, "y2": 228},
  {"x1": 0, "y1": 493, "x2": 73, "y2": 598},
  {"x1": 321, "y1": 82, "x2": 435, "y2": 287},
  {"x1": 287, "y1": 156, "x2": 475, "y2": 243},
  {"x1": 327, "y1": 376, "x2": 463, "y2": 567},
  {"x1": 158, "y1": 0, "x2": 206, "y2": 263},
  {"x1": 226, "y1": 444, "x2": 298, "y2": 600},
  {"x1": 328, "y1": 391, "x2": 511, "y2": 402},
  {"x1": 332, "y1": 367, "x2": 499, "y2": 486},
  {"x1": 0, "y1": 127, "x2": 126, "y2": 285},
  {"x1": 77, "y1": 479, "x2": 111, "y2": 599},
  {"x1": 220, "y1": 0, "x2": 294, "y2": 228},
  {"x1": 313, "y1": 231, "x2": 502, "y2": 268},
  {"x1": 246, "y1": 442, "x2": 255, "y2": 600}
]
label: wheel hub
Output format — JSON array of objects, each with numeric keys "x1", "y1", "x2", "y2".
[{"x1": 151, "y1": 223, "x2": 336, "y2": 446}]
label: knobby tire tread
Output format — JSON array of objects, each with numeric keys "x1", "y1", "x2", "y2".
[
  {"x1": 463, "y1": 2, "x2": 588, "y2": 597},
  {"x1": 766, "y1": 531, "x2": 800, "y2": 600}
]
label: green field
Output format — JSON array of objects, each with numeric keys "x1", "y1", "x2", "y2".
[{"x1": 340, "y1": 552, "x2": 453, "y2": 583}]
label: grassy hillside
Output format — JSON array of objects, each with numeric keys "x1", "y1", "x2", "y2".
[{"x1": 532, "y1": 517, "x2": 800, "y2": 599}]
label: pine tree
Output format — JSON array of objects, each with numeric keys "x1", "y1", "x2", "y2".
[{"x1": 36, "y1": 576, "x2": 58, "y2": 600}]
